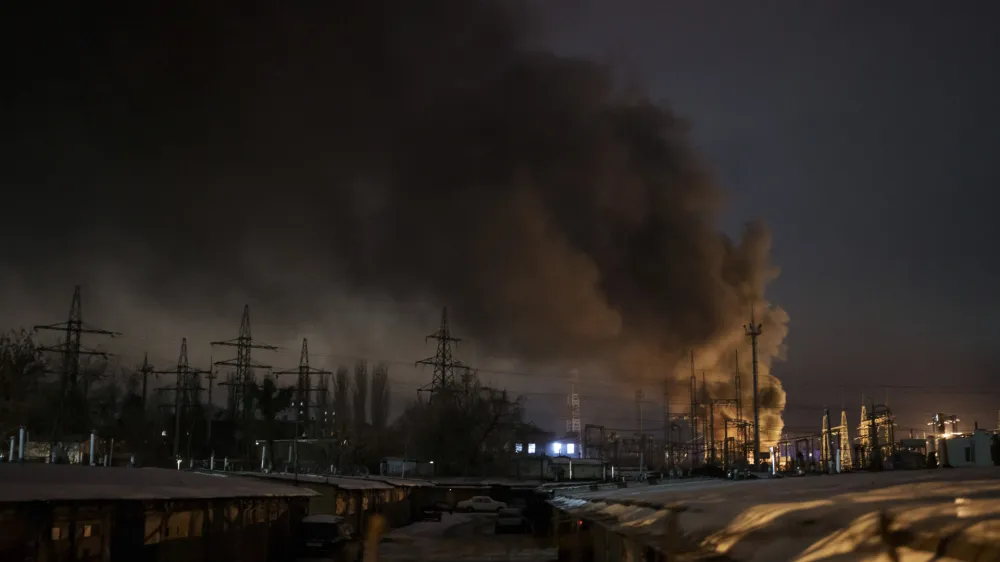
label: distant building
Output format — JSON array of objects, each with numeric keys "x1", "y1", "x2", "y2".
[
  {"x1": 509, "y1": 455, "x2": 606, "y2": 481},
  {"x1": 937, "y1": 430, "x2": 995, "y2": 467}
]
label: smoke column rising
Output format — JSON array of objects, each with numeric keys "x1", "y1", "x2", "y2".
[{"x1": 1, "y1": 0, "x2": 788, "y2": 441}]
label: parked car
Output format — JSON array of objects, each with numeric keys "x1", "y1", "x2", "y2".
[
  {"x1": 419, "y1": 506, "x2": 443, "y2": 522},
  {"x1": 494, "y1": 508, "x2": 530, "y2": 534},
  {"x1": 299, "y1": 514, "x2": 363, "y2": 561},
  {"x1": 456, "y1": 495, "x2": 507, "y2": 513}
]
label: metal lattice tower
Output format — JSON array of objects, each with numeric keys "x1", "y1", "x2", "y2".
[
  {"x1": 858, "y1": 398, "x2": 870, "y2": 450},
  {"x1": 566, "y1": 386, "x2": 581, "y2": 434},
  {"x1": 154, "y1": 338, "x2": 208, "y2": 457},
  {"x1": 211, "y1": 305, "x2": 277, "y2": 420},
  {"x1": 416, "y1": 307, "x2": 463, "y2": 395},
  {"x1": 274, "y1": 338, "x2": 332, "y2": 437},
  {"x1": 744, "y1": 306, "x2": 763, "y2": 468},
  {"x1": 34, "y1": 285, "x2": 121, "y2": 445},
  {"x1": 839, "y1": 409, "x2": 853, "y2": 469},
  {"x1": 566, "y1": 369, "x2": 581, "y2": 436}
]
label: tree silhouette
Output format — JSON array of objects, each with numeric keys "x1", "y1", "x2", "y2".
[
  {"x1": 249, "y1": 376, "x2": 294, "y2": 471},
  {"x1": 0, "y1": 330, "x2": 46, "y2": 437}
]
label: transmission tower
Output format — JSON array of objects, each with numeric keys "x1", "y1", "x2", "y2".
[
  {"x1": 565, "y1": 370, "x2": 582, "y2": 456},
  {"x1": 744, "y1": 306, "x2": 763, "y2": 469},
  {"x1": 34, "y1": 285, "x2": 121, "y2": 446},
  {"x1": 274, "y1": 338, "x2": 332, "y2": 439},
  {"x1": 416, "y1": 307, "x2": 464, "y2": 396},
  {"x1": 154, "y1": 338, "x2": 208, "y2": 458},
  {"x1": 211, "y1": 305, "x2": 278, "y2": 421},
  {"x1": 838, "y1": 409, "x2": 852, "y2": 469}
]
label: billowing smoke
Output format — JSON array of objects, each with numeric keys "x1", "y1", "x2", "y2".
[{"x1": 1, "y1": 1, "x2": 788, "y2": 440}]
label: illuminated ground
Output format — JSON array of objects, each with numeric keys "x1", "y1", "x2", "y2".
[
  {"x1": 553, "y1": 468, "x2": 1000, "y2": 561},
  {"x1": 378, "y1": 512, "x2": 556, "y2": 561}
]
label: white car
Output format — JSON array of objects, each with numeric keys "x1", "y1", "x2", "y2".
[{"x1": 456, "y1": 495, "x2": 508, "y2": 512}]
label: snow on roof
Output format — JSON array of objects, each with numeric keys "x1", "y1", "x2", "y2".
[
  {"x1": 0, "y1": 464, "x2": 318, "y2": 503},
  {"x1": 242, "y1": 472, "x2": 394, "y2": 490},
  {"x1": 551, "y1": 468, "x2": 1000, "y2": 561}
]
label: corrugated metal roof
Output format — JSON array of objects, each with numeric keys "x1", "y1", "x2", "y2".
[
  {"x1": 0, "y1": 465, "x2": 319, "y2": 503},
  {"x1": 552, "y1": 468, "x2": 1000, "y2": 561}
]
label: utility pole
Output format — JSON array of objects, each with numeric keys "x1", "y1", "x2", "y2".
[
  {"x1": 745, "y1": 307, "x2": 763, "y2": 469},
  {"x1": 274, "y1": 338, "x2": 332, "y2": 483},
  {"x1": 416, "y1": 307, "x2": 464, "y2": 398},
  {"x1": 34, "y1": 285, "x2": 120, "y2": 448},
  {"x1": 154, "y1": 338, "x2": 208, "y2": 458},
  {"x1": 212, "y1": 305, "x2": 278, "y2": 421}
]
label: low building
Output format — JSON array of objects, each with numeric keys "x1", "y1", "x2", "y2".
[
  {"x1": 379, "y1": 457, "x2": 435, "y2": 478},
  {"x1": 0, "y1": 464, "x2": 316, "y2": 562},
  {"x1": 510, "y1": 455, "x2": 606, "y2": 481},
  {"x1": 938, "y1": 430, "x2": 995, "y2": 467},
  {"x1": 238, "y1": 472, "x2": 432, "y2": 533}
]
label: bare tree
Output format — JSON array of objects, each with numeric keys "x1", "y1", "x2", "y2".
[
  {"x1": 352, "y1": 361, "x2": 368, "y2": 432},
  {"x1": 0, "y1": 330, "x2": 46, "y2": 436},
  {"x1": 394, "y1": 375, "x2": 525, "y2": 476},
  {"x1": 249, "y1": 377, "x2": 294, "y2": 472},
  {"x1": 334, "y1": 366, "x2": 351, "y2": 438},
  {"x1": 370, "y1": 363, "x2": 390, "y2": 431}
]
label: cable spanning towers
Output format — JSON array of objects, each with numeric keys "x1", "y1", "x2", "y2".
[
  {"x1": 154, "y1": 338, "x2": 208, "y2": 457},
  {"x1": 274, "y1": 338, "x2": 332, "y2": 438},
  {"x1": 34, "y1": 285, "x2": 121, "y2": 446},
  {"x1": 416, "y1": 307, "x2": 464, "y2": 396},
  {"x1": 745, "y1": 307, "x2": 763, "y2": 468},
  {"x1": 212, "y1": 305, "x2": 277, "y2": 420}
]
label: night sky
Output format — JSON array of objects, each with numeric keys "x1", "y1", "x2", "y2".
[
  {"x1": 537, "y1": 0, "x2": 1000, "y2": 434},
  {"x1": 2, "y1": 1, "x2": 999, "y2": 438}
]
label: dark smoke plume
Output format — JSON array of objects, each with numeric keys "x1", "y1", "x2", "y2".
[{"x1": 1, "y1": 1, "x2": 788, "y2": 442}]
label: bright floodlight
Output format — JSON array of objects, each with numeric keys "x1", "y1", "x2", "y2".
[
  {"x1": 566, "y1": 443, "x2": 576, "y2": 455},
  {"x1": 552, "y1": 442, "x2": 562, "y2": 454}
]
